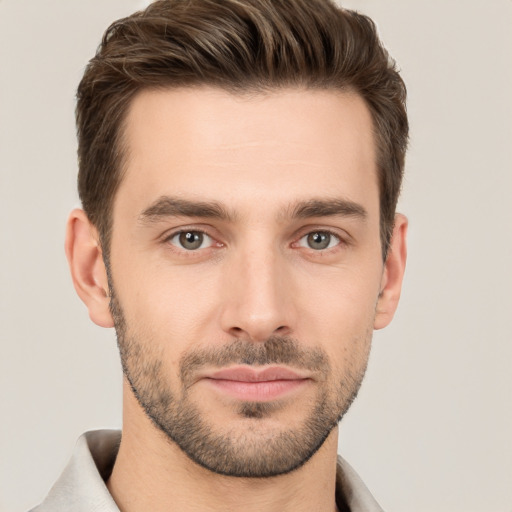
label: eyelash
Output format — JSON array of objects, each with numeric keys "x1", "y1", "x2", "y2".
[
  {"x1": 162, "y1": 227, "x2": 348, "y2": 255},
  {"x1": 163, "y1": 228, "x2": 220, "y2": 253},
  {"x1": 296, "y1": 230, "x2": 343, "y2": 251}
]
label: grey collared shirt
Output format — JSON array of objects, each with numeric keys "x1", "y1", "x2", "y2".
[{"x1": 30, "y1": 430, "x2": 383, "y2": 512}]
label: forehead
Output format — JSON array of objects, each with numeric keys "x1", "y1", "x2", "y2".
[{"x1": 116, "y1": 86, "x2": 378, "y2": 220}]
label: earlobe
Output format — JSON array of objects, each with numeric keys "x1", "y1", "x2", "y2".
[
  {"x1": 374, "y1": 214, "x2": 408, "y2": 330},
  {"x1": 65, "y1": 209, "x2": 114, "y2": 328}
]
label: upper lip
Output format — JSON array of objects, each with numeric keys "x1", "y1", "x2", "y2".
[{"x1": 204, "y1": 366, "x2": 309, "y2": 382}]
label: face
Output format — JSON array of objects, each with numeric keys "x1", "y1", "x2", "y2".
[{"x1": 106, "y1": 87, "x2": 388, "y2": 477}]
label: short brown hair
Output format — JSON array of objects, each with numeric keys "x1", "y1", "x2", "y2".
[{"x1": 76, "y1": 0, "x2": 408, "y2": 259}]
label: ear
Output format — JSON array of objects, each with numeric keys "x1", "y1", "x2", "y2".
[
  {"x1": 374, "y1": 213, "x2": 408, "y2": 330},
  {"x1": 65, "y1": 209, "x2": 114, "y2": 328}
]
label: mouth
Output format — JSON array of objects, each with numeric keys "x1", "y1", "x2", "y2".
[{"x1": 201, "y1": 366, "x2": 311, "y2": 402}]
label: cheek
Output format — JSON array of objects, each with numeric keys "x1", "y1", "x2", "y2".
[
  {"x1": 294, "y1": 266, "x2": 380, "y2": 358},
  {"x1": 113, "y1": 258, "x2": 222, "y2": 350}
]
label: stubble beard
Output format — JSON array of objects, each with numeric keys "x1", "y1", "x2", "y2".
[{"x1": 109, "y1": 286, "x2": 372, "y2": 478}]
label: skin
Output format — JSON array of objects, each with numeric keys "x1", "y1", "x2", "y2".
[{"x1": 66, "y1": 87, "x2": 407, "y2": 512}]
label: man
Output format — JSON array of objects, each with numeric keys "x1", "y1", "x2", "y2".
[{"x1": 32, "y1": 0, "x2": 408, "y2": 510}]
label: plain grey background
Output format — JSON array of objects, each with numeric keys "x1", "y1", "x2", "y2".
[{"x1": 1, "y1": 1, "x2": 511, "y2": 511}]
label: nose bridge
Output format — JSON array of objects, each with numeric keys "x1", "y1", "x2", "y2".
[{"x1": 220, "y1": 233, "x2": 294, "y2": 342}]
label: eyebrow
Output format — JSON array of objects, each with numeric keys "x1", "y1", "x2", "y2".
[
  {"x1": 138, "y1": 196, "x2": 367, "y2": 225},
  {"x1": 139, "y1": 196, "x2": 236, "y2": 224},
  {"x1": 288, "y1": 198, "x2": 367, "y2": 221}
]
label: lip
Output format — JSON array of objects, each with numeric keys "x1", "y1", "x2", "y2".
[
  {"x1": 208, "y1": 366, "x2": 308, "y2": 382},
  {"x1": 202, "y1": 366, "x2": 311, "y2": 402}
]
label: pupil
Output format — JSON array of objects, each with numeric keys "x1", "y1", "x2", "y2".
[
  {"x1": 308, "y1": 232, "x2": 330, "y2": 250},
  {"x1": 180, "y1": 231, "x2": 203, "y2": 250}
]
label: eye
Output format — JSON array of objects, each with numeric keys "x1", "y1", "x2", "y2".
[
  {"x1": 169, "y1": 231, "x2": 214, "y2": 251},
  {"x1": 298, "y1": 231, "x2": 340, "y2": 251}
]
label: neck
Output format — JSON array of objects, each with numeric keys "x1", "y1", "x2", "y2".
[{"x1": 107, "y1": 385, "x2": 340, "y2": 512}]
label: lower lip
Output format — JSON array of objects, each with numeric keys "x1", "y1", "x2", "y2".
[{"x1": 205, "y1": 378, "x2": 308, "y2": 401}]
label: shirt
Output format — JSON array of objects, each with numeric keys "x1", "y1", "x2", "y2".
[{"x1": 30, "y1": 430, "x2": 384, "y2": 512}]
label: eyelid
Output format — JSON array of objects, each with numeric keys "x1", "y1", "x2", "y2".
[
  {"x1": 161, "y1": 225, "x2": 223, "y2": 251},
  {"x1": 158, "y1": 223, "x2": 351, "y2": 254},
  {"x1": 292, "y1": 225, "x2": 351, "y2": 246},
  {"x1": 160, "y1": 223, "x2": 216, "y2": 240},
  {"x1": 169, "y1": 231, "x2": 214, "y2": 250},
  {"x1": 297, "y1": 230, "x2": 341, "y2": 250}
]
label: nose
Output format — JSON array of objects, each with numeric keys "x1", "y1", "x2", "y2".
[{"x1": 219, "y1": 242, "x2": 296, "y2": 343}]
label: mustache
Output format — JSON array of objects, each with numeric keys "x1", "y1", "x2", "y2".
[{"x1": 179, "y1": 336, "x2": 330, "y2": 386}]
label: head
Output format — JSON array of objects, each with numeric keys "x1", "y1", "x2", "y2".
[{"x1": 67, "y1": 0, "x2": 408, "y2": 478}]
